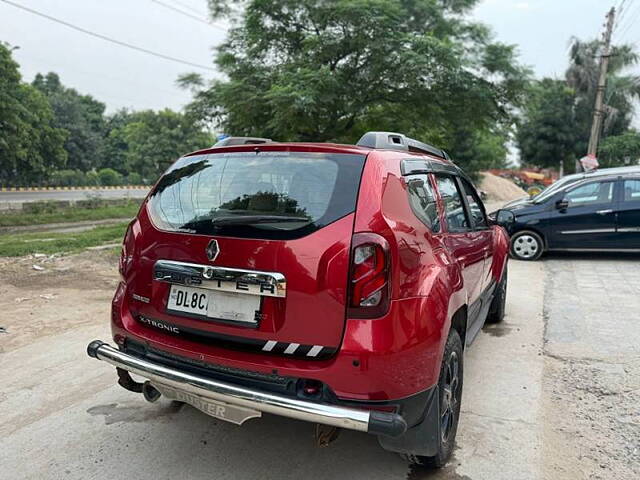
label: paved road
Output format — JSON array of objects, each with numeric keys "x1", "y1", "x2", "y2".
[
  {"x1": 0, "y1": 188, "x2": 149, "y2": 205},
  {"x1": 0, "y1": 255, "x2": 546, "y2": 480},
  {"x1": 542, "y1": 252, "x2": 640, "y2": 479}
]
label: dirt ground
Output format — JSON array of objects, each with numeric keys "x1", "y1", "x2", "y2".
[
  {"x1": 0, "y1": 251, "x2": 638, "y2": 479},
  {"x1": 0, "y1": 251, "x2": 118, "y2": 354}
]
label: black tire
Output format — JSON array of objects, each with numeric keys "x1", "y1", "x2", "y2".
[
  {"x1": 486, "y1": 266, "x2": 507, "y2": 324},
  {"x1": 510, "y1": 230, "x2": 544, "y2": 261},
  {"x1": 401, "y1": 329, "x2": 463, "y2": 468}
]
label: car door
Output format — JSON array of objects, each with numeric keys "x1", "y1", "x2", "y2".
[
  {"x1": 547, "y1": 179, "x2": 617, "y2": 249},
  {"x1": 456, "y1": 176, "x2": 494, "y2": 293},
  {"x1": 434, "y1": 174, "x2": 488, "y2": 328},
  {"x1": 616, "y1": 177, "x2": 640, "y2": 249}
]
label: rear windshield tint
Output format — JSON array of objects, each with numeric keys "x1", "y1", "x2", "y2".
[{"x1": 147, "y1": 151, "x2": 366, "y2": 239}]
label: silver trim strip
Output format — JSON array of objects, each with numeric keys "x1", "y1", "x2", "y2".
[
  {"x1": 559, "y1": 228, "x2": 616, "y2": 235},
  {"x1": 89, "y1": 343, "x2": 384, "y2": 434},
  {"x1": 618, "y1": 227, "x2": 640, "y2": 233},
  {"x1": 283, "y1": 343, "x2": 299, "y2": 355},
  {"x1": 154, "y1": 260, "x2": 286, "y2": 298},
  {"x1": 307, "y1": 345, "x2": 323, "y2": 357},
  {"x1": 262, "y1": 340, "x2": 277, "y2": 352}
]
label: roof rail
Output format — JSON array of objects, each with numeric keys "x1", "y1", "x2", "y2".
[
  {"x1": 214, "y1": 137, "x2": 273, "y2": 147},
  {"x1": 356, "y1": 131, "x2": 448, "y2": 159}
]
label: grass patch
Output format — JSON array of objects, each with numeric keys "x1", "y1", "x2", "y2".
[
  {"x1": 0, "y1": 202, "x2": 140, "y2": 227},
  {"x1": 0, "y1": 222, "x2": 128, "y2": 257}
]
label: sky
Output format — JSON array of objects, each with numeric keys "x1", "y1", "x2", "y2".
[{"x1": 1, "y1": 0, "x2": 638, "y2": 115}]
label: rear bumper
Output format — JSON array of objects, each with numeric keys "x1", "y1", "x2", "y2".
[{"x1": 87, "y1": 340, "x2": 407, "y2": 437}]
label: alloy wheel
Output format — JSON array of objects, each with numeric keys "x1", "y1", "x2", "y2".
[{"x1": 441, "y1": 351, "x2": 460, "y2": 443}]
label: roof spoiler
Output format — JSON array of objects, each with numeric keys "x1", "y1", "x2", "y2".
[
  {"x1": 356, "y1": 131, "x2": 449, "y2": 160},
  {"x1": 214, "y1": 137, "x2": 273, "y2": 147}
]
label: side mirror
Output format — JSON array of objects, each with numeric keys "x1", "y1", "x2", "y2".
[
  {"x1": 495, "y1": 209, "x2": 515, "y2": 227},
  {"x1": 556, "y1": 199, "x2": 569, "y2": 210}
]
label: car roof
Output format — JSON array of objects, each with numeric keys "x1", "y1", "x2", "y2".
[
  {"x1": 185, "y1": 142, "x2": 371, "y2": 158},
  {"x1": 184, "y1": 141, "x2": 457, "y2": 168},
  {"x1": 573, "y1": 165, "x2": 640, "y2": 179}
]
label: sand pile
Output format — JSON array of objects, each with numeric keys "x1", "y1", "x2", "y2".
[{"x1": 479, "y1": 172, "x2": 527, "y2": 202}]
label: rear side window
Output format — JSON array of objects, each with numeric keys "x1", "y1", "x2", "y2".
[
  {"x1": 147, "y1": 151, "x2": 366, "y2": 239},
  {"x1": 623, "y1": 179, "x2": 640, "y2": 202},
  {"x1": 435, "y1": 175, "x2": 470, "y2": 232},
  {"x1": 406, "y1": 175, "x2": 440, "y2": 232}
]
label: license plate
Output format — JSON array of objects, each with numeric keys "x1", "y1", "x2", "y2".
[
  {"x1": 167, "y1": 285, "x2": 261, "y2": 325},
  {"x1": 153, "y1": 383, "x2": 262, "y2": 425}
]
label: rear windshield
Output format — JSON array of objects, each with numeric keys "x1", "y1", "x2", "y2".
[{"x1": 147, "y1": 151, "x2": 366, "y2": 239}]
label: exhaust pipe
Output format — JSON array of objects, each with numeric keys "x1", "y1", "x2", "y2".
[{"x1": 142, "y1": 381, "x2": 161, "y2": 403}]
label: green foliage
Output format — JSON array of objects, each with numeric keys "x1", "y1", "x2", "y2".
[
  {"x1": 599, "y1": 131, "x2": 640, "y2": 167},
  {"x1": 125, "y1": 172, "x2": 143, "y2": 185},
  {"x1": 0, "y1": 43, "x2": 67, "y2": 186},
  {"x1": 517, "y1": 79, "x2": 578, "y2": 171},
  {"x1": 184, "y1": 0, "x2": 530, "y2": 173},
  {"x1": 86, "y1": 170, "x2": 100, "y2": 186},
  {"x1": 1, "y1": 45, "x2": 212, "y2": 187},
  {"x1": 96, "y1": 168, "x2": 123, "y2": 186},
  {"x1": 33, "y1": 72, "x2": 107, "y2": 172},
  {"x1": 518, "y1": 38, "x2": 640, "y2": 170},
  {"x1": 103, "y1": 109, "x2": 213, "y2": 182},
  {"x1": 49, "y1": 169, "x2": 88, "y2": 187},
  {"x1": 0, "y1": 222, "x2": 129, "y2": 257}
]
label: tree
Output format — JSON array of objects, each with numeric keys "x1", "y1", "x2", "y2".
[
  {"x1": 517, "y1": 38, "x2": 640, "y2": 171},
  {"x1": 103, "y1": 109, "x2": 213, "y2": 182},
  {"x1": 0, "y1": 43, "x2": 67, "y2": 186},
  {"x1": 598, "y1": 131, "x2": 640, "y2": 167},
  {"x1": 180, "y1": 0, "x2": 529, "y2": 173},
  {"x1": 517, "y1": 79, "x2": 578, "y2": 172},
  {"x1": 33, "y1": 72, "x2": 107, "y2": 172},
  {"x1": 566, "y1": 39, "x2": 640, "y2": 157}
]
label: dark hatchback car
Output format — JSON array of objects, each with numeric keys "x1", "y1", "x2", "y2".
[{"x1": 495, "y1": 167, "x2": 640, "y2": 260}]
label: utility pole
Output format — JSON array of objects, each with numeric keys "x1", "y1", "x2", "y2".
[{"x1": 582, "y1": 7, "x2": 616, "y2": 171}]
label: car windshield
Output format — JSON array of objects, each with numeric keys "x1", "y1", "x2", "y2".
[
  {"x1": 146, "y1": 151, "x2": 366, "y2": 240},
  {"x1": 532, "y1": 176, "x2": 581, "y2": 203}
]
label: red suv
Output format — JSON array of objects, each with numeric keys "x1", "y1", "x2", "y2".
[{"x1": 87, "y1": 132, "x2": 510, "y2": 467}]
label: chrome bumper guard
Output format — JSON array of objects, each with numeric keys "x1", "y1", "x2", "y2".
[{"x1": 87, "y1": 341, "x2": 407, "y2": 437}]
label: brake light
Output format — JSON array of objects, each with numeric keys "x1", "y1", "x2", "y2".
[
  {"x1": 348, "y1": 233, "x2": 391, "y2": 318},
  {"x1": 119, "y1": 221, "x2": 136, "y2": 279}
]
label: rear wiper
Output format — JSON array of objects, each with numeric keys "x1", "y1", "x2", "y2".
[{"x1": 210, "y1": 215, "x2": 310, "y2": 225}]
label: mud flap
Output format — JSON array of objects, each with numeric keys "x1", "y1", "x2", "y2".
[{"x1": 377, "y1": 386, "x2": 440, "y2": 457}]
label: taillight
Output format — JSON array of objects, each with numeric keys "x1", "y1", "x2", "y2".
[
  {"x1": 119, "y1": 221, "x2": 136, "y2": 279},
  {"x1": 348, "y1": 233, "x2": 391, "y2": 318}
]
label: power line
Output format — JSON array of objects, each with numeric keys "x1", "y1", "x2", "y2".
[
  {"x1": 149, "y1": 0, "x2": 224, "y2": 29},
  {"x1": 615, "y1": 0, "x2": 640, "y2": 41},
  {"x1": 618, "y1": 5, "x2": 640, "y2": 42},
  {"x1": 19, "y1": 49, "x2": 184, "y2": 101},
  {"x1": 614, "y1": 0, "x2": 629, "y2": 31},
  {"x1": 169, "y1": 0, "x2": 209, "y2": 18},
  {"x1": 0, "y1": 0, "x2": 216, "y2": 71}
]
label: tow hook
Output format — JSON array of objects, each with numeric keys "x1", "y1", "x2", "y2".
[
  {"x1": 314, "y1": 424, "x2": 341, "y2": 447},
  {"x1": 142, "y1": 381, "x2": 162, "y2": 403},
  {"x1": 116, "y1": 367, "x2": 143, "y2": 393}
]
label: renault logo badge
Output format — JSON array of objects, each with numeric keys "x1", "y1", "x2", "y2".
[{"x1": 206, "y1": 239, "x2": 220, "y2": 262}]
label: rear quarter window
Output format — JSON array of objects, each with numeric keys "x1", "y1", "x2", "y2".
[{"x1": 406, "y1": 175, "x2": 440, "y2": 232}]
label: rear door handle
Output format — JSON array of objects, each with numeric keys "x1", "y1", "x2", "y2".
[{"x1": 596, "y1": 209, "x2": 613, "y2": 215}]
